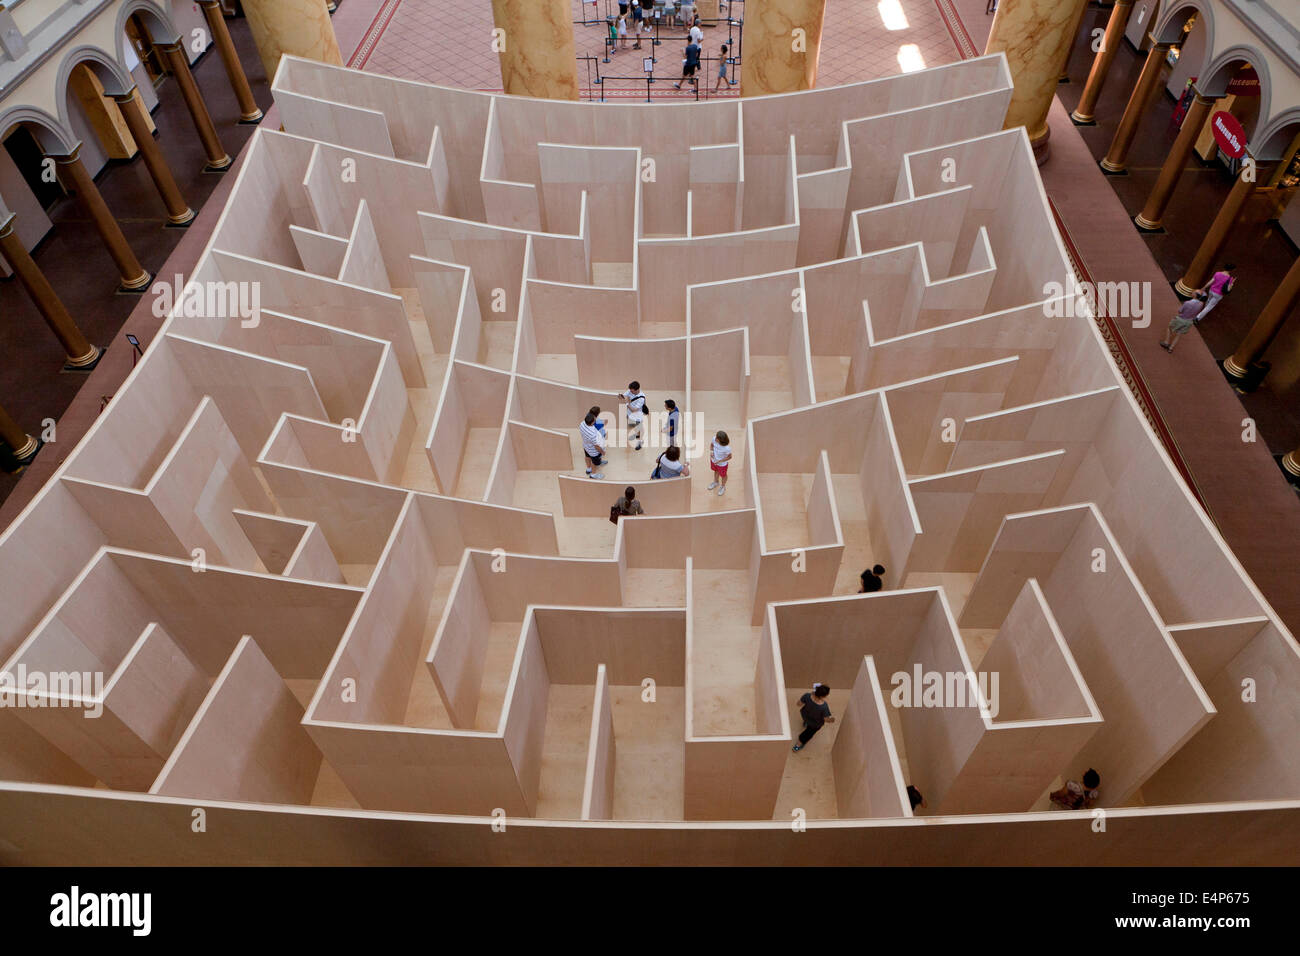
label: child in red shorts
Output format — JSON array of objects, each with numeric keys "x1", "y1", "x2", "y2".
[{"x1": 707, "y1": 430, "x2": 731, "y2": 496}]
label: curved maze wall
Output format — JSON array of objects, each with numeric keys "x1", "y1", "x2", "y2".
[{"x1": 1, "y1": 55, "x2": 1298, "y2": 864}]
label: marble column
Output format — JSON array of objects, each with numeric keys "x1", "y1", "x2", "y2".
[
  {"x1": 1223, "y1": 254, "x2": 1300, "y2": 380},
  {"x1": 1100, "y1": 38, "x2": 1171, "y2": 173},
  {"x1": 984, "y1": 0, "x2": 1091, "y2": 164},
  {"x1": 0, "y1": 213, "x2": 102, "y2": 368},
  {"x1": 159, "y1": 42, "x2": 232, "y2": 171},
  {"x1": 1174, "y1": 160, "x2": 1259, "y2": 296},
  {"x1": 740, "y1": 0, "x2": 828, "y2": 97},
  {"x1": 490, "y1": 0, "x2": 579, "y2": 100},
  {"x1": 198, "y1": 0, "x2": 264, "y2": 123},
  {"x1": 1134, "y1": 90, "x2": 1215, "y2": 230},
  {"x1": 54, "y1": 147, "x2": 152, "y2": 292},
  {"x1": 1056, "y1": 0, "x2": 1090, "y2": 82},
  {"x1": 0, "y1": 400, "x2": 39, "y2": 463},
  {"x1": 1071, "y1": 0, "x2": 1134, "y2": 124},
  {"x1": 241, "y1": 0, "x2": 343, "y2": 82},
  {"x1": 113, "y1": 90, "x2": 196, "y2": 226}
]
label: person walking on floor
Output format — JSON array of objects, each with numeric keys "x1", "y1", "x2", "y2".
[
  {"x1": 707, "y1": 430, "x2": 731, "y2": 496},
  {"x1": 580, "y1": 410, "x2": 606, "y2": 479},
  {"x1": 662, "y1": 399, "x2": 681, "y2": 446},
  {"x1": 860, "y1": 564, "x2": 886, "y2": 592},
  {"x1": 792, "y1": 683, "x2": 834, "y2": 751},
  {"x1": 616, "y1": 485, "x2": 643, "y2": 515},
  {"x1": 688, "y1": 15, "x2": 703, "y2": 45},
  {"x1": 611, "y1": 486, "x2": 644, "y2": 523},
  {"x1": 1196, "y1": 264, "x2": 1237, "y2": 320},
  {"x1": 713, "y1": 43, "x2": 732, "y2": 92},
  {"x1": 1050, "y1": 768, "x2": 1101, "y2": 810},
  {"x1": 674, "y1": 37, "x2": 701, "y2": 89},
  {"x1": 617, "y1": 381, "x2": 647, "y2": 451},
  {"x1": 1160, "y1": 292, "x2": 1207, "y2": 353}
]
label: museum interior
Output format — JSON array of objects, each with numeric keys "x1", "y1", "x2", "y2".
[{"x1": 0, "y1": 0, "x2": 1297, "y2": 865}]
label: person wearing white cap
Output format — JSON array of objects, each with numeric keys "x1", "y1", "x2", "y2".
[{"x1": 792, "y1": 682, "x2": 834, "y2": 751}]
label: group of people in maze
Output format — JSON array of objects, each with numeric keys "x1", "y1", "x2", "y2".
[{"x1": 581, "y1": 381, "x2": 731, "y2": 496}]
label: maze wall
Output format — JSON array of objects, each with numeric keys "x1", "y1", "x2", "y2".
[{"x1": 1, "y1": 54, "x2": 1298, "y2": 864}]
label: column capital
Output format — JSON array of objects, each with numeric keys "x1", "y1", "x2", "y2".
[
  {"x1": 112, "y1": 86, "x2": 141, "y2": 105},
  {"x1": 156, "y1": 40, "x2": 184, "y2": 54},
  {"x1": 0, "y1": 212, "x2": 16, "y2": 239},
  {"x1": 51, "y1": 143, "x2": 84, "y2": 165}
]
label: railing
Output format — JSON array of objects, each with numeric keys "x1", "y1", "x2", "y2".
[{"x1": 578, "y1": 11, "x2": 744, "y2": 101}]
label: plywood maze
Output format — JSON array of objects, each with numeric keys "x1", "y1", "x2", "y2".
[{"x1": 2, "y1": 54, "x2": 1299, "y2": 865}]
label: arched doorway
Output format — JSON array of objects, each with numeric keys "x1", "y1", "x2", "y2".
[{"x1": 0, "y1": 110, "x2": 80, "y2": 276}]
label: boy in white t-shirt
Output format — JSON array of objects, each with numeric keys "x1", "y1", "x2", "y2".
[
  {"x1": 707, "y1": 430, "x2": 731, "y2": 496},
  {"x1": 616, "y1": 380, "x2": 647, "y2": 451},
  {"x1": 579, "y1": 411, "x2": 606, "y2": 479}
]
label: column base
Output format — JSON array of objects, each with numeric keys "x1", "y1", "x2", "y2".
[
  {"x1": 1134, "y1": 214, "x2": 1165, "y2": 233},
  {"x1": 10, "y1": 435, "x2": 39, "y2": 462},
  {"x1": 1070, "y1": 110, "x2": 1096, "y2": 126},
  {"x1": 0, "y1": 435, "x2": 42, "y2": 473},
  {"x1": 1220, "y1": 356, "x2": 1271, "y2": 393},
  {"x1": 1173, "y1": 278, "x2": 1199, "y2": 297},
  {"x1": 1099, "y1": 158, "x2": 1127, "y2": 175},
  {"x1": 1222, "y1": 355, "x2": 1251, "y2": 379},
  {"x1": 118, "y1": 270, "x2": 153, "y2": 294},
  {"x1": 63, "y1": 345, "x2": 105, "y2": 372},
  {"x1": 1030, "y1": 129, "x2": 1051, "y2": 167},
  {"x1": 166, "y1": 208, "x2": 197, "y2": 228},
  {"x1": 203, "y1": 155, "x2": 233, "y2": 173},
  {"x1": 1282, "y1": 451, "x2": 1300, "y2": 480},
  {"x1": 239, "y1": 110, "x2": 265, "y2": 125}
]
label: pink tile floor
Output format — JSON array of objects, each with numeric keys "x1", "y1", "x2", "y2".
[{"x1": 358, "y1": 0, "x2": 970, "y2": 101}]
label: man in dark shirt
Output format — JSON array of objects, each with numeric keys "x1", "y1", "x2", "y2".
[
  {"x1": 792, "y1": 683, "x2": 834, "y2": 751},
  {"x1": 674, "y1": 39, "x2": 702, "y2": 89}
]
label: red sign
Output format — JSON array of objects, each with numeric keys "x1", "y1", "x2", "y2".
[{"x1": 1211, "y1": 111, "x2": 1248, "y2": 159}]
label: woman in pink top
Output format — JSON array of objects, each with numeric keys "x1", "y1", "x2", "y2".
[{"x1": 1196, "y1": 264, "x2": 1237, "y2": 320}]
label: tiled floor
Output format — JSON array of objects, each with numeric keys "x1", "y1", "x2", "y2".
[{"x1": 362, "y1": 0, "x2": 961, "y2": 99}]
